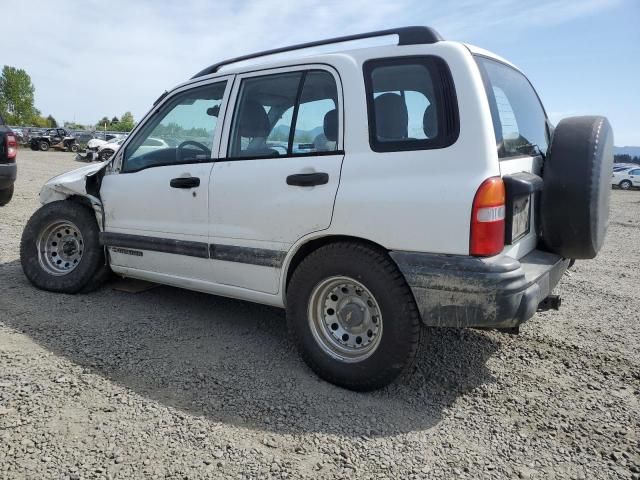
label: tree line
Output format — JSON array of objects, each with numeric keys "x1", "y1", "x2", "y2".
[{"x1": 0, "y1": 65, "x2": 136, "y2": 131}]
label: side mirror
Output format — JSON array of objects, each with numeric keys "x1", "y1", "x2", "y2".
[{"x1": 207, "y1": 105, "x2": 220, "y2": 117}]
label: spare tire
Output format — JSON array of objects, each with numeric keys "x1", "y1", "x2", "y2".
[{"x1": 540, "y1": 116, "x2": 613, "y2": 259}]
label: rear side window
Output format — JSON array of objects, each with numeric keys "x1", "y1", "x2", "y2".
[
  {"x1": 475, "y1": 56, "x2": 548, "y2": 159},
  {"x1": 363, "y1": 56, "x2": 458, "y2": 152},
  {"x1": 228, "y1": 69, "x2": 339, "y2": 159}
]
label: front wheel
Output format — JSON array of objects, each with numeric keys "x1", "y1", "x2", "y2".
[
  {"x1": 619, "y1": 180, "x2": 632, "y2": 190},
  {"x1": 69, "y1": 143, "x2": 79, "y2": 153},
  {"x1": 0, "y1": 185, "x2": 14, "y2": 206},
  {"x1": 39, "y1": 141, "x2": 50, "y2": 151},
  {"x1": 286, "y1": 242, "x2": 421, "y2": 391},
  {"x1": 20, "y1": 201, "x2": 110, "y2": 293},
  {"x1": 99, "y1": 149, "x2": 113, "y2": 161}
]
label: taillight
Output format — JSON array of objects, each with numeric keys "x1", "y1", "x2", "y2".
[
  {"x1": 470, "y1": 176, "x2": 505, "y2": 256},
  {"x1": 6, "y1": 134, "x2": 17, "y2": 160}
]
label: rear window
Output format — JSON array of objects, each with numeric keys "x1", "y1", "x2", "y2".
[
  {"x1": 363, "y1": 56, "x2": 458, "y2": 152},
  {"x1": 475, "y1": 56, "x2": 548, "y2": 159}
]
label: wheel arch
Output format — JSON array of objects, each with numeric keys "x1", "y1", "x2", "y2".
[{"x1": 282, "y1": 234, "x2": 390, "y2": 296}]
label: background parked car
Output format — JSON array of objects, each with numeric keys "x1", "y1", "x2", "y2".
[
  {"x1": 29, "y1": 128, "x2": 79, "y2": 152},
  {"x1": 612, "y1": 166, "x2": 640, "y2": 190},
  {"x1": 613, "y1": 163, "x2": 638, "y2": 172},
  {"x1": 97, "y1": 137, "x2": 127, "y2": 160},
  {"x1": 0, "y1": 115, "x2": 17, "y2": 206}
]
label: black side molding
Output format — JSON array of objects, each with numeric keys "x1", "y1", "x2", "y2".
[
  {"x1": 100, "y1": 232, "x2": 287, "y2": 268},
  {"x1": 100, "y1": 232, "x2": 209, "y2": 258}
]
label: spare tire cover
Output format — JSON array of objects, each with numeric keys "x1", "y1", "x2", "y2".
[{"x1": 540, "y1": 116, "x2": 613, "y2": 259}]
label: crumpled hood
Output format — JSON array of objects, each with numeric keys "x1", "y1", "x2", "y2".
[
  {"x1": 87, "y1": 138, "x2": 107, "y2": 149},
  {"x1": 40, "y1": 161, "x2": 109, "y2": 204}
]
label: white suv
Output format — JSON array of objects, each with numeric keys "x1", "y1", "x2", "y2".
[{"x1": 20, "y1": 27, "x2": 613, "y2": 390}]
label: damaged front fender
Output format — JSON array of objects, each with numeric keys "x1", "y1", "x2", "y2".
[{"x1": 39, "y1": 161, "x2": 109, "y2": 230}]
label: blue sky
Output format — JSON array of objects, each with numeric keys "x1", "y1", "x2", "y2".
[{"x1": 4, "y1": 0, "x2": 639, "y2": 145}]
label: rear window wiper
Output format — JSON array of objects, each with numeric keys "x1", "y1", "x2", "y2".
[{"x1": 515, "y1": 143, "x2": 546, "y2": 161}]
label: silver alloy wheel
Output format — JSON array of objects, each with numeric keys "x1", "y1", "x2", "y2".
[
  {"x1": 308, "y1": 276, "x2": 383, "y2": 363},
  {"x1": 620, "y1": 180, "x2": 631, "y2": 190},
  {"x1": 36, "y1": 220, "x2": 84, "y2": 276}
]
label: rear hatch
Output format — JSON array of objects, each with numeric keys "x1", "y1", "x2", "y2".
[{"x1": 474, "y1": 55, "x2": 549, "y2": 260}]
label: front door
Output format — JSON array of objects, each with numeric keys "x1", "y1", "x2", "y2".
[
  {"x1": 210, "y1": 66, "x2": 344, "y2": 294},
  {"x1": 100, "y1": 78, "x2": 231, "y2": 282}
]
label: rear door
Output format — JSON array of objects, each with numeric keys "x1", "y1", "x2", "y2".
[
  {"x1": 475, "y1": 56, "x2": 550, "y2": 259},
  {"x1": 210, "y1": 66, "x2": 344, "y2": 294}
]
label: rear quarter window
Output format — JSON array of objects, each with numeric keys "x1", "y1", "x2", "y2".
[{"x1": 363, "y1": 56, "x2": 459, "y2": 152}]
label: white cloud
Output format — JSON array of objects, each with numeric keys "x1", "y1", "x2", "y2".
[{"x1": 2, "y1": 0, "x2": 623, "y2": 127}]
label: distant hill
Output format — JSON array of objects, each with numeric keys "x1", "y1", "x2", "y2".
[{"x1": 615, "y1": 146, "x2": 640, "y2": 157}]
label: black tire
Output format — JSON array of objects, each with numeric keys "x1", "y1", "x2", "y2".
[
  {"x1": 286, "y1": 242, "x2": 421, "y2": 391},
  {"x1": 30, "y1": 144, "x2": 38, "y2": 151},
  {"x1": 541, "y1": 116, "x2": 614, "y2": 259},
  {"x1": 69, "y1": 143, "x2": 79, "y2": 153},
  {"x1": 99, "y1": 149, "x2": 113, "y2": 161},
  {"x1": 39, "y1": 140, "x2": 50, "y2": 151},
  {"x1": 0, "y1": 185, "x2": 14, "y2": 206},
  {"x1": 619, "y1": 180, "x2": 632, "y2": 190},
  {"x1": 20, "y1": 201, "x2": 110, "y2": 293}
]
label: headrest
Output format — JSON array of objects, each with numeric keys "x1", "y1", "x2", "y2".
[
  {"x1": 423, "y1": 105, "x2": 438, "y2": 138},
  {"x1": 374, "y1": 93, "x2": 408, "y2": 140},
  {"x1": 323, "y1": 109, "x2": 338, "y2": 142},
  {"x1": 239, "y1": 100, "x2": 270, "y2": 138}
]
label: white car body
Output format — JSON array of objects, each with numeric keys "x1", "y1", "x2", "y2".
[
  {"x1": 37, "y1": 31, "x2": 565, "y2": 314},
  {"x1": 28, "y1": 26, "x2": 615, "y2": 389},
  {"x1": 612, "y1": 166, "x2": 640, "y2": 189},
  {"x1": 86, "y1": 138, "x2": 108, "y2": 149}
]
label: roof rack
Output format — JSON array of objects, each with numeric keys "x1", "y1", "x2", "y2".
[{"x1": 191, "y1": 26, "x2": 442, "y2": 79}]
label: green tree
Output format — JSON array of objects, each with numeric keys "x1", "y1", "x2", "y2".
[
  {"x1": 97, "y1": 116, "x2": 110, "y2": 129},
  {"x1": 111, "y1": 116, "x2": 119, "y2": 125},
  {"x1": 0, "y1": 66, "x2": 36, "y2": 124},
  {"x1": 46, "y1": 115, "x2": 58, "y2": 127},
  {"x1": 117, "y1": 111, "x2": 135, "y2": 132}
]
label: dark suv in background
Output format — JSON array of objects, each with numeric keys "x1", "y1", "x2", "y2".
[{"x1": 0, "y1": 114, "x2": 18, "y2": 206}]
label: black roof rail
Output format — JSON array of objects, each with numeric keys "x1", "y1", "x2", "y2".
[{"x1": 191, "y1": 26, "x2": 442, "y2": 79}]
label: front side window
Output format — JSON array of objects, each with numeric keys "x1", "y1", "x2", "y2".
[
  {"x1": 122, "y1": 81, "x2": 226, "y2": 172},
  {"x1": 363, "y1": 56, "x2": 458, "y2": 152},
  {"x1": 228, "y1": 69, "x2": 339, "y2": 159},
  {"x1": 475, "y1": 56, "x2": 548, "y2": 159}
]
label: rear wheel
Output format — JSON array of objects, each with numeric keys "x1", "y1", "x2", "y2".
[
  {"x1": 286, "y1": 242, "x2": 421, "y2": 391},
  {"x1": 0, "y1": 185, "x2": 14, "y2": 206},
  {"x1": 20, "y1": 201, "x2": 110, "y2": 293},
  {"x1": 39, "y1": 141, "x2": 50, "y2": 151},
  {"x1": 619, "y1": 180, "x2": 632, "y2": 190}
]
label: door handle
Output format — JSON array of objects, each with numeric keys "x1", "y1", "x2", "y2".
[
  {"x1": 170, "y1": 176, "x2": 200, "y2": 188},
  {"x1": 286, "y1": 172, "x2": 329, "y2": 187}
]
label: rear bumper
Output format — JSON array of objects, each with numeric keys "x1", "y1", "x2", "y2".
[
  {"x1": 0, "y1": 163, "x2": 16, "y2": 189},
  {"x1": 390, "y1": 249, "x2": 569, "y2": 329}
]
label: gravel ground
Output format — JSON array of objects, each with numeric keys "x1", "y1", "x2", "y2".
[{"x1": 0, "y1": 150, "x2": 638, "y2": 480}]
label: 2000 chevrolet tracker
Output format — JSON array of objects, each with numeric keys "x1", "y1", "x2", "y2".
[{"x1": 21, "y1": 27, "x2": 613, "y2": 390}]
